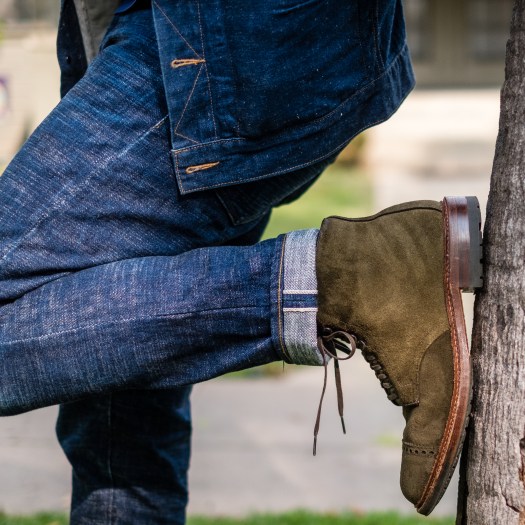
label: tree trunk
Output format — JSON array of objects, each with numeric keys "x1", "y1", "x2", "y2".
[{"x1": 456, "y1": 1, "x2": 525, "y2": 523}]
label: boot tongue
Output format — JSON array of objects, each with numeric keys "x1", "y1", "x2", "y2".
[{"x1": 312, "y1": 330, "x2": 356, "y2": 455}]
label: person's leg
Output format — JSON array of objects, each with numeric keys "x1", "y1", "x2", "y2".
[
  {"x1": 56, "y1": 221, "x2": 273, "y2": 525},
  {"x1": 1, "y1": 3, "x2": 330, "y2": 522},
  {"x1": 56, "y1": 218, "x2": 273, "y2": 525},
  {"x1": 0, "y1": 229, "x2": 324, "y2": 414},
  {"x1": 0, "y1": 6, "x2": 204, "y2": 522},
  {"x1": 57, "y1": 389, "x2": 194, "y2": 525}
]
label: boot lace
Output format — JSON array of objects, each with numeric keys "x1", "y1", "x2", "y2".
[
  {"x1": 313, "y1": 328, "x2": 357, "y2": 455},
  {"x1": 313, "y1": 330, "x2": 402, "y2": 455}
]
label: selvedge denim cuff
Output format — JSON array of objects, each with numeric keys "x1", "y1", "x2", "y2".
[{"x1": 274, "y1": 229, "x2": 323, "y2": 365}]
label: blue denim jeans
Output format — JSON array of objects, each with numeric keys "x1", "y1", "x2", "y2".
[{"x1": 0, "y1": 4, "x2": 333, "y2": 524}]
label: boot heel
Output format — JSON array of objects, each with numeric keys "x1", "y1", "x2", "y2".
[{"x1": 443, "y1": 196, "x2": 483, "y2": 293}]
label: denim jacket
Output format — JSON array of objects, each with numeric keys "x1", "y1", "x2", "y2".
[{"x1": 63, "y1": 0, "x2": 414, "y2": 197}]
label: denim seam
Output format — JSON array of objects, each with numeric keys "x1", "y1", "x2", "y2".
[
  {"x1": 174, "y1": 94, "x2": 409, "y2": 191},
  {"x1": 175, "y1": 137, "x2": 243, "y2": 154},
  {"x1": 196, "y1": 0, "x2": 218, "y2": 140},
  {"x1": 0, "y1": 115, "x2": 170, "y2": 266},
  {"x1": 174, "y1": 63, "x2": 204, "y2": 137},
  {"x1": 174, "y1": 130, "x2": 200, "y2": 145},
  {"x1": 152, "y1": 0, "x2": 202, "y2": 59},
  {"x1": 214, "y1": 191, "x2": 239, "y2": 225},
  {"x1": 276, "y1": 236, "x2": 292, "y2": 362},
  {"x1": 1, "y1": 307, "x2": 266, "y2": 345},
  {"x1": 175, "y1": 154, "x2": 182, "y2": 188}
]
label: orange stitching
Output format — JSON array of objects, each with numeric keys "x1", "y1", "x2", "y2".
[
  {"x1": 195, "y1": 0, "x2": 218, "y2": 139},
  {"x1": 185, "y1": 162, "x2": 220, "y2": 174},
  {"x1": 171, "y1": 58, "x2": 205, "y2": 69},
  {"x1": 153, "y1": 1, "x2": 201, "y2": 58},
  {"x1": 174, "y1": 64, "x2": 203, "y2": 133},
  {"x1": 174, "y1": 131, "x2": 199, "y2": 144}
]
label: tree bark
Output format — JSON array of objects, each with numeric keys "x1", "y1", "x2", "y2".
[{"x1": 457, "y1": 1, "x2": 525, "y2": 523}]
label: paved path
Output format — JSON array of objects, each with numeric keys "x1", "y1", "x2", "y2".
[{"x1": 188, "y1": 362, "x2": 459, "y2": 517}]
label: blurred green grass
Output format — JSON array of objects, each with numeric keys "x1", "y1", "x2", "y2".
[
  {"x1": 0, "y1": 514, "x2": 66, "y2": 525},
  {"x1": 0, "y1": 510, "x2": 454, "y2": 525},
  {"x1": 262, "y1": 164, "x2": 373, "y2": 240},
  {"x1": 189, "y1": 511, "x2": 454, "y2": 525}
]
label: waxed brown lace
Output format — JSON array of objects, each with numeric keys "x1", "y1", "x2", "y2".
[{"x1": 313, "y1": 329, "x2": 357, "y2": 455}]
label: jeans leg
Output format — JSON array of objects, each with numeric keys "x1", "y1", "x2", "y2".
[
  {"x1": 0, "y1": 5, "x2": 269, "y2": 522},
  {"x1": 0, "y1": 236, "x2": 287, "y2": 414},
  {"x1": 0, "y1": 8, "x2": 209, "y2": 522},
  {"x1": 57, "y1": 389, "x2": 193, "y2": 525},
  {"x1": 3, "y1": 225, "x2": 326, "y2": 411}
]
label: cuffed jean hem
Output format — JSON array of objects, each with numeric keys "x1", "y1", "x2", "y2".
[{"x1": 272, "y1": 229, "x2": 322, "y2": 366}]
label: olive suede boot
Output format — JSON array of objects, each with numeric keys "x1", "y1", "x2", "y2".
[{"x1": 315, "y1": 196, "x2": 483, "y2": 515}]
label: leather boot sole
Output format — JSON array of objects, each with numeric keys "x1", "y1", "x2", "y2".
[{"x1": 416, "y1": 196, "x2": 483, "y2": 515}]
